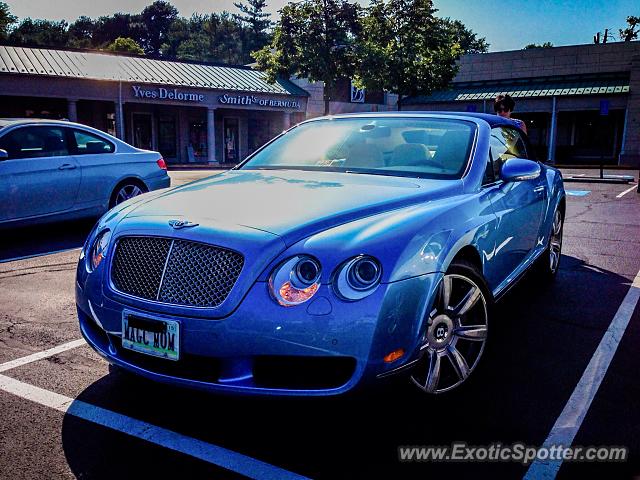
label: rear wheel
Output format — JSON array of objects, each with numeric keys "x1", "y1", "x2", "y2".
[
  {"x1": 110, "y1": 180, "x2": 147, "y2": 208},
  {"x1": 536, "y1": 207, "x2": 563, "y2": 279},
  {"x1": 409, "y1": 260, "x2": 491, "y2": 394}
]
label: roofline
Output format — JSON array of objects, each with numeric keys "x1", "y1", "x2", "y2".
[
  {"x1": 0, "y1": 42, "x2": 259, "y2": 71},
  {"x1": 463, "y1": 39, "x2": 640, "y2": 57}
]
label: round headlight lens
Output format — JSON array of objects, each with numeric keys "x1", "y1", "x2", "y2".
[
  {"x1": 89, "y1": 229, "x2": 111, "y2": 271},
  {"x1": 269, "y1": 255, "x2": 322, "y2": 307},
  {"x1": 333, "y1": 255, "x2": 382, "y2": 301}
]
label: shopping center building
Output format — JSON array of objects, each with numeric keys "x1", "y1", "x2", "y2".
[
  {"x1": 0, "y1": 45, "x2": 309, "y2": 165},
  {"x1": 405, "y1": 41, "x2": 640, "y2": 166}
]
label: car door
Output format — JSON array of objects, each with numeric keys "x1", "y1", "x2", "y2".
[
  {"x1": 483, "y1": 126, "x2": 545, "y2": 279},
  {"x1": 0, "y1": 125, "x2": 81, "y2": 222},
  {"x1": 68, "y1": 127, "x2": 117, "y2": 209}
]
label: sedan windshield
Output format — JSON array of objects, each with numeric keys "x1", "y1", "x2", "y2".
[{"x1": 240, "y1": 117, "x2": 476, "y2": 179}]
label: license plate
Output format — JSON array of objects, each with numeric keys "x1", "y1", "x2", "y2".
[{"x1": 122, "y1": 312, "x2": 180, "y2": 361}]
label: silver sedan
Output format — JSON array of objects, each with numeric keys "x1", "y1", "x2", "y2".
[{"x1": 0, "y1": 119, "x2": 170, "y2": 227}]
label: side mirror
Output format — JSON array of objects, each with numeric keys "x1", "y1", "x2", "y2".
[
  {"x1": 501, "y1": 157, "x2": 540, "y2": 182},
  {"x1": 0, "y1": 149, "x2": 7, "y2": 161}
]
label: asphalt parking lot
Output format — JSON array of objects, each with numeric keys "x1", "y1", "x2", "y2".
[{"x1": 1, "y1": 168, "x2": 639, "y2": 479}]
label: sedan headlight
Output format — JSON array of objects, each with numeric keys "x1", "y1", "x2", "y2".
[
  {"x1": 333, "y1": 255, "x2": 382, "y2": 301},
  {"x1": 269, "y1": 255, "x2": 322, "y2": 307},
  {"x1": 89, "y1": 229, "x2": 111, "y2": 271}
]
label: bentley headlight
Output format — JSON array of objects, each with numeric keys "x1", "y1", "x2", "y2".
[
  {"x1": 333, "y1": 255, "x2": 382, "y2": 301},
  {"x1": 89, "y1": 229, "x2": 111, "y2": 271},
  {"x1": 269, "y1": 255, "x2": 322, "y2": 307}
]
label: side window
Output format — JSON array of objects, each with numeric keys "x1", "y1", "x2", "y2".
[
  {"x1": 72, "y1": 129, "x2": 115, "y2": 154},
  {"x1": 0, "y1": 126, "x2": 69, "y2": 159},
  {"x1": 490, "y1": 127, "x2": 528, "y2": 179},
  {"x1": 482, "y1": 152, "x2": 495, "y2": 185}
]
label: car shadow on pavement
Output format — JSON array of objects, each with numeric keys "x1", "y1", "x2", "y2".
[
  {"x1": 0, "y1": 218, "x2": 95, "y2": 262},
  {"x1": 60, "y1": 255, "x2": 640, "y2": 479}
]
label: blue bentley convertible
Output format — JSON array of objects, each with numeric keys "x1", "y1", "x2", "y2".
[{"x1": 76, "y1": 112, "x2": 565, "y2": 395}]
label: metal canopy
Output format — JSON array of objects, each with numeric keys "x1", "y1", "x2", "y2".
[
  {"x1": 407, "y1": 74, "x2": 630, "y2": 103},
  {"x1": 0, "y1": 45, "x2": 308, "y2": 96}
]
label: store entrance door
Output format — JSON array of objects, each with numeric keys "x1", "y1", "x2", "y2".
[
  {"x1": 223, "y1": 117, "x2": 240, "y2": 164},
  {"x1": 132, "y1": 113, "x2": 153, "y2": 150}
]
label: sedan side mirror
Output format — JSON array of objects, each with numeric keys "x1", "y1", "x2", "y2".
[
  {"x1": 0, "y1": 149, "x2": 7, "y2": 161},
  {"x1": 501, "y1": 157, "x2": 541, "y2": 182}
]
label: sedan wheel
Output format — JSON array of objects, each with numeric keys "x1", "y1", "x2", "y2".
[
  {"x1": 410, "y1": 261, "x2": 490, "y2": 394},
  {"x1": 112, "y1": 183, "x2": 145, "y2": 207}
]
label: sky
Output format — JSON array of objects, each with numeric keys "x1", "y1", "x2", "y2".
[{"x1": 4, "y1": 0, "x2": 638, "y2": 52}]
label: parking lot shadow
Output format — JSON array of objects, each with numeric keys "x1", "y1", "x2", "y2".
[
  {"x1": 61, "y1": 254, "x2": 640, "y2": 479},
  {"x1": 0, "y1": 218, "x2": 95, "y2": 261}
]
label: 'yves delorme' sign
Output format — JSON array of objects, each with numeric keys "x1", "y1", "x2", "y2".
[
  {"x1": 132, "y1": 86, "x2": 204, "y2": 102},
  {"x1": 218, "y1": 93, "x2": 300, "y2": 109}
]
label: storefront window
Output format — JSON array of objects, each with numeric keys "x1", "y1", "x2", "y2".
[
  {"x1": 248, "y1": 117, "x2": 271, "y2": 154},
  {"x1": 106, "y1": 113, "x2": 116, "y2": 137},
  {"x1": 158, "y1": 116, "x2": 177, "y2": 159},
  {"x1": 132, "y1": 113, "x2": 153, "y2": 150},
  {"x1": 188, "y1": 121, "x2": 207, "y2": 160}
]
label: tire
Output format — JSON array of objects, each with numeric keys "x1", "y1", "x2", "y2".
[
  {"x1": 408, "y1": 259, "x2": 493, "y2": 394},
  {"x1": 109, "y1": 180, "x2": 147, "y2": 208},
  {"x1": 536, "y1": 207, "x2": 563, "y2": 280}
]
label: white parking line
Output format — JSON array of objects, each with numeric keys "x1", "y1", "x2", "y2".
[
  {"x1": 524, "y1": 268, "x2": 640, "y2": 480},
  {"x1": 616, "y1": 185, "x2": 637, "y2": 199},
  {"x1": 0, "y1": 247, "x2": 81, "y2": 264},
  {"x1": 0, "y1": 339, "x2": 86, "y2": 373},
  {"x1": 0, "y1": 341, "x2": 309, "y2": 480}
]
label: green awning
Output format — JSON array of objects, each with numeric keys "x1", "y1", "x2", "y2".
[{"x1": 407, "y1": 75, "x2": 630, "y2": 104}]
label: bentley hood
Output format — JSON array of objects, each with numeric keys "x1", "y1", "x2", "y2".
[{"x1": 125, "y1": 169, "x2": 461, "y2": 246}]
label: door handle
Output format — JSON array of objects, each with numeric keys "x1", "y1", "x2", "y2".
[
  {"x1": 533, "y1": 186, "x2": 545, "y2": 194},
  {"x1": 58, "y1": 163, "x2": 77, "y2": 170}
]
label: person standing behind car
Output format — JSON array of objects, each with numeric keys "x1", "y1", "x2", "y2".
[{"x1": 494, "y1": 94, "x2": 527, "y2": 134}]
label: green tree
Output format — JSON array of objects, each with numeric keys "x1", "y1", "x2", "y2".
[
  {"x1": 93, "y1": 13, "x2": 145, "y2": 48},
  {"x1": 440, "y1": 17, "x2": 488, "y2": 54},
  {"x1": 233, "y1": 0, "x2": 273, "y2": 58},
  {"x1": 0, "y1": 2, "x2": 17, "y2": 41},
  {"x1": 354, "y1": 0, "x2": 461, "y2": 110},
  {"x1": 619, "y1": 16, "x2": 639, "y2": 42},
  {"x1": 141, "y1": 0, "x2": 179, "y2": 55},
  {"x1": 106, "y1": 36, "x2": 145, "y2": 55},
  {"x1": 254, "y1": 0, "x2": 361, "y2": 115},
  {"x1": 524, "y1": 42, "x2": 553, "y2": 49},
  {"x1": 9, "y1": 18, "x2": 69, "y2": 47},
  {"x1": 68, "y1": 16, "x2": 95, "y2": 49}
]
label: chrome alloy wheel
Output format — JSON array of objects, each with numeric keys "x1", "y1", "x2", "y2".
[
  {"x1": 115, "y1": 184, "x2": 144, "y2": 205},
  {"x1": 549, "y1": 209, "x2": 563, "y2": 274},
  {"x1": 410, "y1": 273, "x2": 488, "y2": 394}
]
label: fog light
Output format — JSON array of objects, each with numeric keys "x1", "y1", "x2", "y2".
[{"x1": 384, "y1": 348, "x2": 405, "y2": 363}]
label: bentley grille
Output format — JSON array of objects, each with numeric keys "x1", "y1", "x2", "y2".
[{"x1": 111, "y1": 236, "x2": 244, "y2": 308}]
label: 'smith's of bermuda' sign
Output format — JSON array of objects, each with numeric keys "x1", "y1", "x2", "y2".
[
  {"x1": 132, "y1": 85, "x2": 205, "y2": 102},
  {"x1": 218, "y1": 93, "x2": 301, "y2": 109}
]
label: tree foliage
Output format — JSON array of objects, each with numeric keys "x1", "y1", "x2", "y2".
[
  {"x1": 233, "y1": 0, "x2": 272, "y2": 53},
  {"x1": 355, "y1": 0, "x2": 464, "y2": 109},
  {"x1": 9, "y1": 18, "x2": 69, "y2": 47},
  {"x1": 619, "y1": 16, "x2": 640, "y2": 42},
  {"x1": 524, "y1": 42, "x2": 553, "y2": 49},
  {"x1": 0, "y1": 1, "x2": 16, "y2": 40},
  {"x1": 0, "y1": 1, "x2": 272, "y2": 65},
  {"x1": 254, "y1": 0, "x2": 361, "y2": 114},
  {"x1": 106, "y1": 37, "x2": 145, "y2": 55}
]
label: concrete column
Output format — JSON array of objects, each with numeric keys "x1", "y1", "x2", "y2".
[
  {"x1": 207, "y1": 107, "x2": 217, "y2": 164},
  {"x1": 547, "y1": 96, "x2": 558, "y2": 164},
  {"x1": 114, "y1": 101, "x2": 125, "y2": 140},
  {"x1": 67, "y1": 99, "x2": 78, "y2": 123}
]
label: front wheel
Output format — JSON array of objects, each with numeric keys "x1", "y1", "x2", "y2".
[{"x1": 409, "y1": 260, "x2": 492, "y2": 394}]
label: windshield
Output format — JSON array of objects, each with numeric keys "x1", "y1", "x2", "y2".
[{"x1": 240, "y1": 117, "x2": 476, "y2": 179}]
